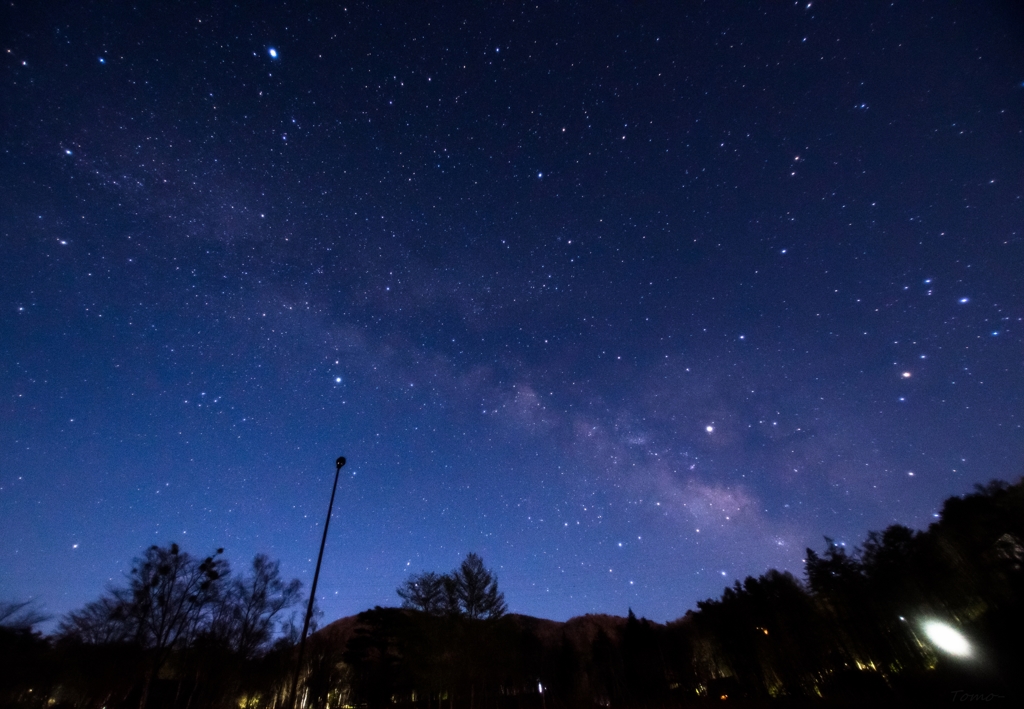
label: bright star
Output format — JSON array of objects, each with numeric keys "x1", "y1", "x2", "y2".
[
  {"x1": 335, "y1": 377, "x2": 342, "y2": 383},
  {"x1": 268, "y1": 48, "x2": 278, "y2": 59},
  {"x1": 958, "y1": 297, "x2": 969, "y2": 304},
  {"x1": 706, "y1": 425, "x2": 714, "y2": 433}
]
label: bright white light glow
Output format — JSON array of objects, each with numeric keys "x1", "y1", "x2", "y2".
[
  {"x1": 921, "y1": 620, "x2": 971, "y2": 657},
  {"x1": 268, "y1": 48, "x2": 278, "y2": 58},
  {"x1": 706, "y1": 425, "x2": 714, "y2": 433}
]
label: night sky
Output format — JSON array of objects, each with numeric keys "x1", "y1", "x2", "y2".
[{"x1": 2, "y1": 1, "x2": 1023, "y2": 628}]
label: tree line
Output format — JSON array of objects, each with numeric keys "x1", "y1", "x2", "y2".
[
  {"x1": 2, "y1": 544, "x2": 305, "y2": 709},
  {"x1": 332, "y1": 481, "x2": 1022, "y2": 707},
  {"x1": 3, "y1": 478, "x2": 1022, "y2": 708}
]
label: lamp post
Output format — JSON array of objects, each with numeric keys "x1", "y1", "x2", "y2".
[{"x1": 289, "y1": 455, "x2": 346, "y2": 709}]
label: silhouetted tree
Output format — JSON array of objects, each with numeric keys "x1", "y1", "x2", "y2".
[
  {"x1": 385, "y1": 554, "x2": 512, "y2": 709},
  {"x1": 397, "y1": 554, "x2": 506, "y2": 621},
  {"x1": 454, "y1": 553, "x2": 506, "y2": 621},
  {"x1": 0, "y1": 601, "x2": 48, "y2": 632},
  {"x1": 59, "y1": 593, "x2": 135, "y2": 645},
  {"x1": 58, "y1": 543, "x2": 227, "y2": 709},
  {"x1": 693, "y1": 570, "x2": 833, "y2": 698},
  {"x1": 804, "y1": 537, "x2": 886, "y2": 671},
  {"x1": 219, "y1": 553, "x2": 303, "y2": 660},
  {"x1": 397, "y1": 571, "x2": 446, "y2": 616}
]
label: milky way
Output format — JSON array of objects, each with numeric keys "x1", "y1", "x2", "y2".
[{"x1": 2, "y1": 1, "x2": 1022, "y2": 625}]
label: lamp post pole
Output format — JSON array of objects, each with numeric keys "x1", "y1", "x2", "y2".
[{"x1": 289, "y1": 455, "x2": 346, "y2": 709}]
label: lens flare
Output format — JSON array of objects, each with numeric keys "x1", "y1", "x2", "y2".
[{"x1": 921, "y1": 620, "x2": 971, "y2": 657}]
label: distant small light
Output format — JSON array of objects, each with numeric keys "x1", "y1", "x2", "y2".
[
  {"x1": 65, "y1": 149, "x2": 72, "y2": 155},
  {"x1": 991, "y1": 331, "x2": 1000, "y2": 336},
  {"x1": 908, "y1": 471, "x2": 915, "y2": 476},
  {"x1": 959, "y1": 297, "x2": 969, "y2": 304},
  {"x1": 335, "y1": 377, "x2": 342, "y2": 384},
  {"x1": 268, "y1": 48, "x2": 278, "y2": 58},
  {"x1": 98, "y1": 57, "x2": 105, "y2": 64},
  {"x1": 537, "y1": 172, "x2": 543, "y2": 178},
  {"x1": 706, "y1": 425, "x2": 714, "y2": 433},
  {"x1": 921, "y1": 620, "x2": 971, "y2": 657},
  {"x1": 901, "y1": 371, "x2": 911, "y2": 378}
]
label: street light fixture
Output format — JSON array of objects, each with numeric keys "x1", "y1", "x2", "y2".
[{"x1": 289, "y1": 455, "x2": 346, "y2": 709}]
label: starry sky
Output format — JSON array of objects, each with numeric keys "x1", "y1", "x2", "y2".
[{"x1": 2, "y1": 1, "x2": 1023, "y2": 627}]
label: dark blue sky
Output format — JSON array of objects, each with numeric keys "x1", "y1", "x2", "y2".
[{"x1": 2, "y1": 1, "x2": 1022, "y2": 627}]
